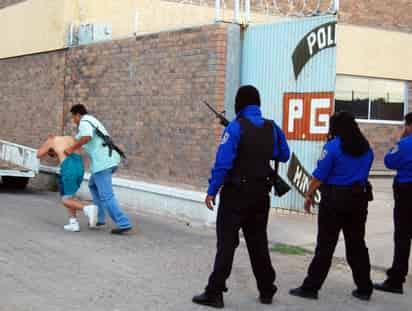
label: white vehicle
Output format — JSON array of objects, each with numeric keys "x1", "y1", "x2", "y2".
[{"x1": 0, "y1": 139, "x2": 40, "y2": 189}]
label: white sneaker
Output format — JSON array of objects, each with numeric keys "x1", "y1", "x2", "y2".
[
  {"x1": 64, "y1": 218, "x2": 80, "y2": 232},
  {"x1": 84, "y1": 205, "x2": 98, "y2": 228}
]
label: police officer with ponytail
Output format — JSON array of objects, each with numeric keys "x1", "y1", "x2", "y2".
[
  {"x1": 290, "y1": 111, "x2": 374, "y2": 301},
  {"x1": 192, "y1": 85, "x2": 290, "y2": 308}
]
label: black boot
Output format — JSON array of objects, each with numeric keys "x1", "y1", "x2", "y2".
[
  {"x1": 111, "y1": 227, "x2": 132, "y2": 235},
  {"x1": 259, "y1": 285, "x2": 278, "y2": 304},
  {"x1": 352, "y1": 289, "x2": 372, "y2": 301},
  {"x1": 289, "y1": 287, "x2": 318, "y2": 300},
  {"x1": 259, "y1": 295, "x2": 274, "y2": 305},
  {"x1": 373, "y1": 281, "x2": 403, "y2": 294},
  {"x1": 192, "y1": 291, "x2": 224, "y2": 309}
]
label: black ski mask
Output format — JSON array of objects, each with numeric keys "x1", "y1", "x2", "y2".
[{"x1": 235, "y1": 85, "x2": 261, "y2": 115}]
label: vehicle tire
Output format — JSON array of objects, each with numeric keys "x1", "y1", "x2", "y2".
[{"x1": 1, "y1": 176, "x2": 30, "y2": 189}]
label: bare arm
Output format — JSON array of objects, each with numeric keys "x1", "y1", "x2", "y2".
[
  {"x1": 81, "y1": 151, "x2": 90, "y2": 170},
  {"x1": 64, "y1": 136, "x2": 91, "y2": 155},
  {"x1": 304, "y1": 177, "x2": 322, "y2": 213},
  {"x1": 37, "y1": 139, "x2": 52, "y2": 159}
]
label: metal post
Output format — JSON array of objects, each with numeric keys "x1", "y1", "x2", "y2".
[
  {"x1": 234, "y1": 0, "x2": 240, "y2": 23},
  {"x1": 68, "y1": 22, "x2": 74, "y2": 46},
  {"x1": 334, "y1": 0, "x2": 340, "y2": 12},
  {"x1": 134, "y1": 10, "x2": 139, "y2": 36},
  {"x1": 330, "y1": 0, "x2": 340, "y2": 13},
  {"x1": 245, "y1": 0, "x2": 251, "y2": 24},
  {"x1": 215, "y1": 0, "x2": 221, "y2": 22}
]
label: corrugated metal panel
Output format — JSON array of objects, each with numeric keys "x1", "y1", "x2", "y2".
[{"x1": 241, "y1": 15, "x2": 337, "y2": 211}]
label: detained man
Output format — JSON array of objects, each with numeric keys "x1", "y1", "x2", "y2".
[{"x1": 37, "y1": 135, "x2": 98, "y2": 232}]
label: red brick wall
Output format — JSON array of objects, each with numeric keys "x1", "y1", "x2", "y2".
[
  {"x1": 0, "y1": 51, "x2": 66, "y2": 148},
  {"x1": 339, "y1": 0, "x2": 412, "y2": 33},
  {"x1": 0, "y1": 24, "x2": 228, "y2": 191},
  {"x1": 63, "y1": 25, "x2": 228, "y2": 190},
  {"x1": 359, "y1": 82, "x2": 412, "y2": 170},
  {"x1": 359, "y1": 123, "x2": 403, "y2": 170}
]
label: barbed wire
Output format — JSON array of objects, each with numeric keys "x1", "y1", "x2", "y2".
[
  {"x1": 246, "y1": 0, "x2": 337, "y2": 16},
  {"x1": 177, "y1": 0, "x2": 337, "y2": 17}
]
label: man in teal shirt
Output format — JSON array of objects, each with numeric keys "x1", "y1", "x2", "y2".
[{"x1": 65, "y1": 104, "x2": 132, "y2": 234}]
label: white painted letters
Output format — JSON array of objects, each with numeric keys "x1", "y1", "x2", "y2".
[
  {"x1": 307, "y1": 33, "x2": 317, "y2": 56},
  {"x1": 306, "y1": 25, "x2": 335, "y2": 56},
  {"x1": 288, "y1": 99, "x2": 304, "y2": 133},
  {"x1": 310, "y1": 98, "x2": 330, "y2": 134}
]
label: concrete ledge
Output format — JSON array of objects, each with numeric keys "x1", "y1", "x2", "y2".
[
  {"x1": 39, "y1": 164, "x2": 60, "y2": 175},
  {"x1": 77, "y1": 173, "x2": 218, "y2": 226},
  {"x1": 38, "y1": 166, "x2": 217, "y2": 224}
]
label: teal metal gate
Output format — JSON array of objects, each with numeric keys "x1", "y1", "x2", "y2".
[{"x1": 241, "y1": 15, "x2": 337, "y2": 211}]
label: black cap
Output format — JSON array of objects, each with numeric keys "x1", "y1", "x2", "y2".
[{"x1": 235, "y1": 85, "x2": 261, "y2": 114}]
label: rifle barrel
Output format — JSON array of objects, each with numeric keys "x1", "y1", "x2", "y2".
[{"x1": 203, "y1": 101, "x2": 221, "y2": 115}]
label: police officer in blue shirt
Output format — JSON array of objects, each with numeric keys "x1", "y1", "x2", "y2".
[
  {"x1": 192, "y1": 85, "x2": 290, "y2": 308},
  {"x1": 374, "y1": 112, "x2": 412, "y2": 295},
  {"x1": 289, "y1": 111, "x2": 374, "y2": 301}
]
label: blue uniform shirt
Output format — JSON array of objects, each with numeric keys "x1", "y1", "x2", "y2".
[
  {"x1": 313, "y1": 137, "x2": 374, "y2": 186},
  {"x1": 384, "y1": 134, "x2": 412, "y2": 183},
  {"x1": 207, "y1": 105, "x2": 290, "y2": 196}
]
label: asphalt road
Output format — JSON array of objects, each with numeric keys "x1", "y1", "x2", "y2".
[{"x1": 0, "y1": 188, "x2": 411, "y2": 311}]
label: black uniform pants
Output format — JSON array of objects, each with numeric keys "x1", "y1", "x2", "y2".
[
  {"x1": 206, "y1": 184, "x2": 276, "y2": 296},
  {"x1": 386, "y1": 183, "x2": 412, "y2": 286},
  {"x1": 302, "y1": 186, "x2": 373, "y2": 294}
]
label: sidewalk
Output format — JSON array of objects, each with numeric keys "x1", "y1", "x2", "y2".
[{"x1": 267, "y1": 178, "x2": 412, "y2": 283}]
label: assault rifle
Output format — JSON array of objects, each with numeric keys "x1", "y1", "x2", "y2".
[
  {"x1": 83, "y1": 120, "x2": 127, "y2": 159},
  {"x1": 202, "y1": 101, "x2": 229, "y2": 127}
]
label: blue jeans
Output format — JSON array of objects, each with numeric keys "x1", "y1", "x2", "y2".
[{"x1": 89, "y1": 167, "x2": 132, "y2": 229}]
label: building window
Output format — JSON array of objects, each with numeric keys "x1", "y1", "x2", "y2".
[{"x1": 335, "y1": 75, "x2": 407, "y2": 122}]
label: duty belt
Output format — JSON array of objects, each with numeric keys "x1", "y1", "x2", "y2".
[{"x1": 322, "y1": 182, "x2": 373, "y2": 202}]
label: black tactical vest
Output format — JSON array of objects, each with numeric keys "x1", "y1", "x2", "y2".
[{"x1": 226, "y1": 118, "x2": 275, "y2": 184}]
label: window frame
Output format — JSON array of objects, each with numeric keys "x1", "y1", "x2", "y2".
[{"x1": 335, "y1": 75, "x2": 408, "y2": 125}]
